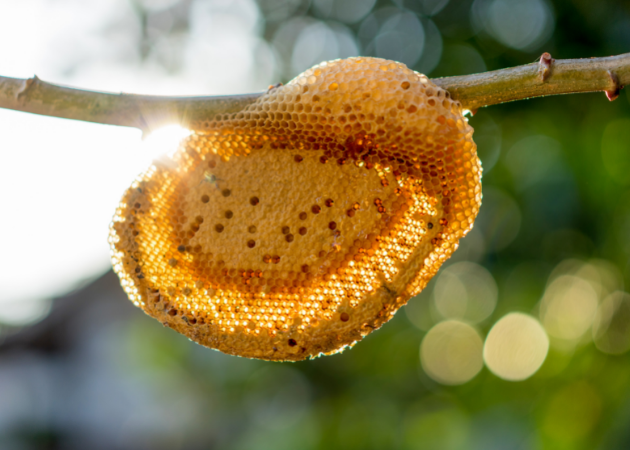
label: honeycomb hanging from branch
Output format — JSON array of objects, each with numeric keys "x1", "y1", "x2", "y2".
[{"x1": 109, "y1": 57, "x2": 482, "y2": 361}]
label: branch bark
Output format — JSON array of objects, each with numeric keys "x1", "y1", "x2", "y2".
[
  {"x1": 1, "y1": 52, "x2": 628, "y2": 133},
  {"x1": 432, "y1": 52, "x2": 629, "y2": 111}
]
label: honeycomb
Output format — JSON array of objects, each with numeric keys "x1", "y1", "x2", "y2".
[{"x1": 109, "y1": 57, "x2": 482, "y2": 361}]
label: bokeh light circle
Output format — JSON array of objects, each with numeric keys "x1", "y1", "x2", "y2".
[
  {"x1": 290, "y1": 21, "x2": 358, "y2": 76},
  {"x1": 433, "y1": 262, "x2": 498, "y2": 324},
  {"x1": 420, "y1": 320, "x2": 484, "y2": 385},
  {"x1": 313, "y1": 0, "x2": 377, "y2": 24},
  {"x1": 472, "y1": 0, "x2": 555, "y2": 51},
  {"x1": 592, "y1": 291, "x2": 630, "y2": 355},
  {"x1": 393, "y1": 0, "x2": 450, "y2": 17},
  {"x1": 484, "y1": 313, "x2": 549, "y2": 381},
  {"x1": 540, "y1": 275, "x2": 599, "y2": 343},
  {"x1": 361, "y1": 8, "x2": 425, "y2": 68}
]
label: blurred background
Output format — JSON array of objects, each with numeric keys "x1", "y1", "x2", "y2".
[{"x1": 1, "y1": 0, "x2": 630, "y2": 448}]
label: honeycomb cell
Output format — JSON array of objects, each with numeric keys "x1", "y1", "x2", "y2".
[{"x1": 110, "y1": 56, "x2": 482, "y2": 362}]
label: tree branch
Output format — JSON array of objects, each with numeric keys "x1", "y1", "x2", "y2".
[
  {"x1": 0, "y1": 75, "x2": 261, "y2": 132},
  {"x1": 1, "y1": 52, "x2": 628, "y2": 133},
  {"x1": 432, "y1": 52, "x2": 629, "y2": 111}
]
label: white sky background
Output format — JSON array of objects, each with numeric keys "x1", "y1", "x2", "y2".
[{"x1": 0, "y1": 0, "x2": 276, "y2": 325}]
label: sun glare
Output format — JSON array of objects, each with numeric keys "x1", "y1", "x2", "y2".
[{"x1": 141, "y1": 125, "x2": 192, "y2": 163}]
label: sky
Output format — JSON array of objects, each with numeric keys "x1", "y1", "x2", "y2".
[{"x1": 0, "y1": 0, "x2": 277, "y2": 325}]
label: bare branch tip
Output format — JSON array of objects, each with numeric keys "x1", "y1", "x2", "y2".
[
  {"x1": 605, "y1": 70, "x2": 621, "y2": 101},
  {"x1": 538, "y1": 52, "x2": 554, "y2": 82}
]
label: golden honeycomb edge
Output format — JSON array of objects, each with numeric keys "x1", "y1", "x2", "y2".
[{"x1": 109, "y1": 57, "x2": 482, "y2": 361}]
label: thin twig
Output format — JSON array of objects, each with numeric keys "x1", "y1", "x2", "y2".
[{"x1": 0, "y1": 52, "x2": 628, "y2": 133}]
